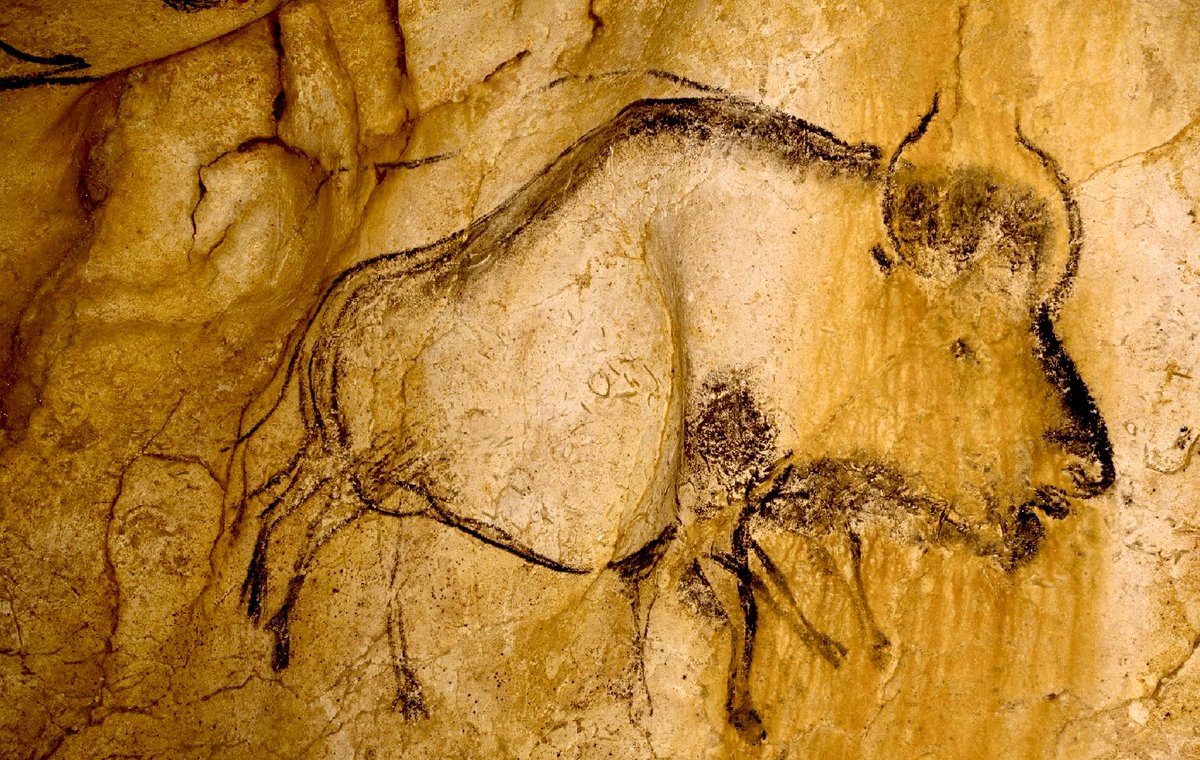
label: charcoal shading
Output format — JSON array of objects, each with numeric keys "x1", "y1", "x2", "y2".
[
  {"x1": 162, "y1": 0, "x2": 226, "y2": 11},
  {"x1": 232, "y1": 83, "x2": 1114, "y2": 745},
  {"x1": 0, "y1": 39, "x2": 99, "y2": 90}
]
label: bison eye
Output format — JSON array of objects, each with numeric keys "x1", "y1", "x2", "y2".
[{"x1": 951, "y1": 339, "x2": 975, "y2": 360}]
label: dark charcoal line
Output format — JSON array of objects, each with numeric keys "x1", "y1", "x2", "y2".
[
  {"x1": 375, "y1": 153, "x2": 456, "y2": 171},
  {"x1": 544, "y1": 69, "x2": 630, "y2": 91},
  {"x1": 0, "y1": 39, "x2": 89, "y2": 67},
  {"x1": 1032, "y1": 305, "x2": 1116, "y2": 495},
  {"x1": 328, "y1": 350, "x2": 348, "y2": 449},
  {"x1": 431, "y1": 506, "x2": 592, "y2": 575},
  {"x1": 385, "y1": 0, "x2": 408, "y2": 77},
  {"x1": 162, "y1": 0, "x2": 225, "y2": 11},
  {"x1": 0, "y1": 38, "x2": 95, "y2": 91},
  {"x1": 882, "y1": 93, "x2": 939, "y2": 256},
  {"x1": 0, "y1": 73, "x2": 102, "y2": 91},
  {"x1": 609, "y1": 523, "x2": 678, "y2": 580},
  {"x1": 1014, "y1": 123, "x2": 1082, "y2": 316},
  {"x1": 645, "y1": 68, "x2": 719, "y2": 93},
  {"x1": 242, "y1": 531, "x2": 270, "y2": 621},
  {"x1": 236, "y1": 240, "x2": 458, "y2": 444}
]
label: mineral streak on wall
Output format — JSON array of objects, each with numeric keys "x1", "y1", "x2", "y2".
[{"x1": 1, "y1": 1, "x2": 1197, "y2": 758}]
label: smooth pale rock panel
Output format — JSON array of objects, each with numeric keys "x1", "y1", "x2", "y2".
[{"x1": 1054, "y1": 118, "x2": 1200, "y2": 759}]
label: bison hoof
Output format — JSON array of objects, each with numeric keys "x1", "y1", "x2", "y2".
[
  {"x1": 270, "y1": 634, "x2": 290, "y2": 672},
  {"x1": 394, "y1": 669, "x2": 429, "y2": 721},
  {"x1": 869, "y1": 636, "x2": 892, "y2": 669},
  {"x1": 265, "y1": 609, "x2": 292, "y2": 671},
  {"x1": 730, "y1": 705, "x2": 766, "y2": 745},
  {"x1": 815, "y1": 633, "x2": 849, "y2": 668}
]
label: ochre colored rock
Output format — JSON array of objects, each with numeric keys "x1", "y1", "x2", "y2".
[{"x1": 2, "y1": 1, "x2": 1197, "y2": 757}]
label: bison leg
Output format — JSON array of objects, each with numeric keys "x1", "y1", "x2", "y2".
[
  {"x1": 606, "y1": 575, "x2": 655, "y2": 724},
  {"x1": 386, "y1": 548, "x2": 428, "y2": 720},
  {"x1": 843, "y1": 530, "x2": 891, "y2": 666},
  {"x1": 794, "y1": 530, "x2": 890, "y2": 667},
  {"x1": 609, "y1": 524, "x2": 675, "y2": 722},
  {"x1": 747, "y1": 539, "x2": 848, "y2": 667},
  {"x1": 703, "y1": 550, "x2": 766, "y2": 745},
  {"x1": 241, "y1": 447, "x2": 328, "y2": 624},
  {"x1": 264, "y1": 482, "x2": 368, "y2": 670}
]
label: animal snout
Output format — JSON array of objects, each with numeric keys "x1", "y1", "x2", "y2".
[
  {"x1": 1041, "y1": 426, "x2": 1115, "y2": 500},
  {"x1": 1064, "y1": 445, "x2": 1113, "y2": 497},
  {"x1": 1032, "y1": 306, "x2": 1116, "y2": 501}
]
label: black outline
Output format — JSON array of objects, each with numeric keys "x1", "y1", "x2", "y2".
[
  {"x1": 231, "y1": 85, "x2": 1112, "y2": 743},
  {"x1": 0, "y1": 39, "x2": 98, "y2": 91}
]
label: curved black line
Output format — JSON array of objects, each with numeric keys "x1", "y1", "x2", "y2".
[
  {"x1": 162, "y1": 0, "x2": 225, "y2": 12},
  {"x1": 0, "y1": 39, "x2": 87, "y2": 67},
  {"x1": 1014, "y1": 122, "x2": 1083, "y2": 318},
  {"x1": 1032, "y1": 305, "x2": 1116, "y2": 496},
  {"x1": 238, "y1": 94, "x2": 883, "y2": 445},
  {"x1": 645, "y1": 68, "x2": 720, "y2": 93},
  {"x1": 609, "y1": 522, "x2": 678, "y2": 580},
  {"x1": 0, "y1": 38, "x2": 96, "y2": 91},
  {"x1": 375, "y1": 153, "x2": 456, "y2": 172},
  {"x1": 0, "y1": 72, "x2": 101, "y2": 92},
  {"x1": 430, "y1": 506, "x2": 593, "y2": 575},
  {"x1": 882, "y1": 92, "x2": 940, "y2": 257},
  {"x1": 235, "y1": 243, "x2": 460, "y2": 444}
]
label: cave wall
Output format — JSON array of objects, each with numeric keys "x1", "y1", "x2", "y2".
[{"x1": 1, "y1": 1, "x2": 1198, "y2": 757}]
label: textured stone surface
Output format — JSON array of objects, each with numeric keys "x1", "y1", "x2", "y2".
[{"x1": 1, "y1": 1, "x2": 1197, "y2": 758}]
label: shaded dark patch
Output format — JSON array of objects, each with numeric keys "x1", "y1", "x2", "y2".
[
  {"x1": 685, "y1": 369, "x2": 778, "y2": 517},
  {"x1": 677, "y1": 560, "x2": 729, "y2": 622},
  {"x1": 1175, "y1": 427, "x2": 1192, "y2": 450},
  {"x1": 951, "y1": 338, "x2": 974, "y2": 360},
  {"x1": 392, "y1": 664, "x2": 428, "y2": 721},
  {"x1": 586, "y1": 0, "x2": 605, "y2": 36},
  {"x1": 755, "y1": 456, "x2": 934, "y2": 535},
  {"x1": 268, "y1": 13, "x2": 285, "y2": 57},
  {"x1": 886, "y1": 166, "x2": 1052, "y2": 278},
  {"x1": 1032, "y1": 485, "x2": 1071, "y2": 520},
  {"x1": 267, "y1": 12, "x2": 286, "y2": 125},
  {"x1": 163, "y1": 0, "x2": 225, "y2": 11},
  {"x1": 1002, "y1": 504, "x2": 1046, "y2": 570},
  {"x1": 751, "y1": 455, "x2": 1085, "y2": 568},
  {"x1": 1033, "y1": 305, "x2": 1116, "y2": 496},
  {"x1": 869, "y1": 244, "x2": 894, "y2": 274},
  {"x1": 272, "y1": 89, "x2": 287, "y2": 121},
  {"x1": 78, "y1": 141, "x2": 109, "y2": 213}
]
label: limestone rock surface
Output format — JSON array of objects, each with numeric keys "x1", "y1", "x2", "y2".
[{"x1": 1, "y1": 1, "x2": 1198, "y2": 758}]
